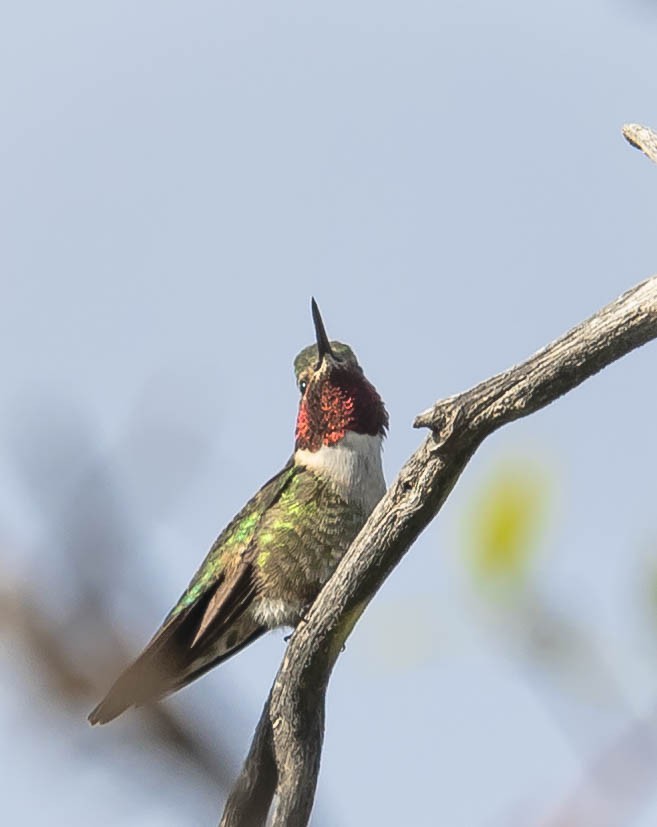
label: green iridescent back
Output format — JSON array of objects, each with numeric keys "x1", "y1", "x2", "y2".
[
  {"x1": 165, "y1": 461, "x2": 365, "y2": 624},
  {"x1": 167, "y1": 464, "x2": 299, "y2": 620}
]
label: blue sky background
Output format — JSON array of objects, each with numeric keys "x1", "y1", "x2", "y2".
[{"x1": 2, "y1": 2, "x2": 657, "y2": 825}]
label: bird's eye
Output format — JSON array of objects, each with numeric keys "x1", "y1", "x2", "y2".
[{"x1": 299, "y1": 379, "x2": 308, "y2": 394}]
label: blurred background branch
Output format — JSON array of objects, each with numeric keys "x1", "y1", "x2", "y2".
[{"x1": 0, "y1": 402, "x2": 238, "y2": 793}]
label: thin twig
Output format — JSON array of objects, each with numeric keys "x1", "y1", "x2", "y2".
[{"x1": 622, "y1": 123, "x2": 657, "y2": 165}]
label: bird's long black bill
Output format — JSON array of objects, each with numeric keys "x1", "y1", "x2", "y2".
[{"x1": 311, "y1": 298, "x2": 334, "y2": 364}]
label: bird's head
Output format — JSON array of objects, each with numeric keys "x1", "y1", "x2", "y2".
[{"x1": 293, "y1": 300, "x2": 388, "y2": 452}]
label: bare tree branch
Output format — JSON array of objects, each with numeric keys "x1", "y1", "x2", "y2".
[
  {"x1": 220, "y1": 275, "x2": 657, "y2": 827},
  {"x1": 221, "y1": 128, "x2": 657, "y2": 827}
]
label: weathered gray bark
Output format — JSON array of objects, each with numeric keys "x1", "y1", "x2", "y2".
[
  {"x1": 623, "y1": 122, "x2": 657, "y2": 164},
  {"x1": 220, "y1": 124, "x2": 657, "y2": 827}
]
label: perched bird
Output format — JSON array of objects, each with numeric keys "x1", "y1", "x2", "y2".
[{"x1": 89, "y1": 300, "x2": 388, "y2": 724}]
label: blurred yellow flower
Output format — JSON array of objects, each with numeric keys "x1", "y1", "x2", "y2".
[{"x1": 463, "y1": 461, "x2": 550, "y2": 585}]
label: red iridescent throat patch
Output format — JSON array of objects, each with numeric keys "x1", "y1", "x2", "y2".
[{"x1": 295, "y1": 369, "x2": 387, "y2": 451}]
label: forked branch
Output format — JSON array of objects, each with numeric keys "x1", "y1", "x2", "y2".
[{"x1": 220, "y1": 125, "x2": 657, "y2": 827}]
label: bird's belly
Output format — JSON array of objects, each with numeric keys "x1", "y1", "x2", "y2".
[
  {"x1": 253, "y1": 529, "x2": 355, "y2": 628},
  {"x1": 252, "y1": 455, "x2": 379, "y2": 629},
  {"x1": 253, "y1": 597, "x2": 306, "y2": 628},
  {"x1": 253, "y1": 544, "x2": 346, "y2": 628}
]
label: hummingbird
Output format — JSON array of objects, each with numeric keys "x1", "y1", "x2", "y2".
[{"x1": 88, "y1": 299, "x2": 388, "y2": 724}]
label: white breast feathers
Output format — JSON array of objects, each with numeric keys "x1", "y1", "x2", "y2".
[{"x1": 294, "y1": 431, "x2": 386, "y2": 514}]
